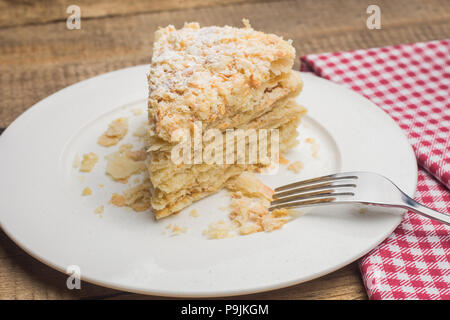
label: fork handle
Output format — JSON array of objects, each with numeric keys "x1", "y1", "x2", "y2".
[{"x1": 402, "y1": 195, "x2": 450, "y2": 226}]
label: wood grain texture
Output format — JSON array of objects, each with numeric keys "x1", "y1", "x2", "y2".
[
  {"x1": 0, "y1": 0, "x2": 272, "y2": 28},
  {"x1": 0, "y1": 0, "x2": 448, "y2": 300}
]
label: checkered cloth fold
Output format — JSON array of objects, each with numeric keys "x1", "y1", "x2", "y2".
[{"x1": 300, "y1": 39, "x2": 450, "y2": 300}]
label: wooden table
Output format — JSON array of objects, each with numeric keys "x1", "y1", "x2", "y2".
[{"x1": 0, "y1": 0, "x2": 448, "y2": 300}]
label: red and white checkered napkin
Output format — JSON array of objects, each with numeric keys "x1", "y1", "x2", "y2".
[{"x1": 300, "y1": 39, "x2": 450, "y2": 299}]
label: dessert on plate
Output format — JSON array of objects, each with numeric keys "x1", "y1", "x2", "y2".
[{"x1": 146, "y1": 20, "x2": 306, "y2": 219}]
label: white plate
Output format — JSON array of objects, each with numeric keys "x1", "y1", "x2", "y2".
[{"x1": 0, "y1": 66, "x2": 417, "y2": 297}]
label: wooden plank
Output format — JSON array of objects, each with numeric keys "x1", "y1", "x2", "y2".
[
  {"x1": 0, "y1": 0, "x2": 272, "y2": 28},
  {"x1": 104, "y1": 263, "x2": 368, "y2": 300}
]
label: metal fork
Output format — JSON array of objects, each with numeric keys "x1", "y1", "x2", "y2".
[{"x1": 270, "y1": 171, "x2": 450, "y2": 226}]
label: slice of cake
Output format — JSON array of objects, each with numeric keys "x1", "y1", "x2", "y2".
[{"x1": 146, "y1": 20, "x2": 306, "y2": 219}]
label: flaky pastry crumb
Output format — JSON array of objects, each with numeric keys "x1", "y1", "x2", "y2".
[
  {"x1": 82, "y1": 187, "x2": 92, "y2": 196},
  {"x1": 305, "y1": 137, "x2": 319, "y2": 158},
  {"x1": 205, "y1": 172, "x2": 292, "y2": 238},
  {"x1": 287, "y1": 161, "x2": 303, "y2": 173},
  {"x1": 279, "y1": 155, "x2": 290, "y2": 165},
  {"x1": 80, "y1": 152, "x2": 98, "y2": 172},
  {"x1": 203, "y1": 220, "x2": 235, "y2": 239},
  {"x1": 98, "y1": 117, "x2": 128, "y2": 147},
  {"x1": 170, "y1": 224, "x2": 188, "y2": 236},
  {"x1": 131, "y1": 108, "x2": 144, "y2": 116},
  {"x1": 110, "y1": 181, "x2": 152, "y2": 212},
  {"x1": 105, "y1": 144, "x2": 146, "y2": 182},
  {"x1": 189, "y1": 209, "x2": 199, "y2": 217},
  {"x1": 73, "y1": 154, "x2": 81, "y2": 168},
  {"x1": 110, "y1": 193, "x2": 126, "y2": 207},
  {"x1": 94, "y1": 205, "x2": 104, "y2": 214}
]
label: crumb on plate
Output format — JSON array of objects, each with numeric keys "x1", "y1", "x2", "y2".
[
  {"x1": 73, "y1": 154, "x2": 81, "y2": 168},
  {"x1": 279, "y1": 154, "x2": 290, "y2": 165},
  {"x1": 110, "y1": 193, "x2": 126, "y2": 207},
  {"x1": 82, "y1": 187, "x2": 92, "y2": 196},
  {"x1": 98, "y1": 117, "x2": 128, "y2": 147},
  {"x1": 79, "y1": 152, "x2": 98, "y2": 172},
  {"x1": 228, "y1": 194, "x2": 291, "y2": 235},
  {"x1": 205, "y1": 172, "x2": 293, "y2": 239},
  {"x1": 105, "y1": 144, "x2": 146, "y2": 182},
  {"x1": 131, "y1": 108, "x2": 144, "y2": 116},
  {"x1": 94, "y1": 205, "x2": 104, "y2": 214},
  {"x1": 110, "y1": 180, "x2": 152, "y2": 212},
  {"x1": 170, "y1": 224, "x2": 187, "y2": 236},
  {"x1": 203, "y1": 220, "x2": 235, "y2": 239},
  {"x1": 189, "y1": 209, "x2": 199, "y2": 217},
  {"x1": 305, "y1": 137, "x2": 319, "y2": 158},
  {"x1": 287, "y1": 161, "x2": 303, "y2": 173}
]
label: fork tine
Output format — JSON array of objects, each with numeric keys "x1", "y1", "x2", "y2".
[
  {"x1": 273, "y1": 182, "x2": 356, "y2": 199},
  {"x1": 270, "y1": 191, "x2": 354, "y2": 209},
  {"x1": 273, "y1": 189, "x2": 338, "y2": 205},
  {"x1": 270, "y1": 173, "x2": 358, "y2": 211},
  {"x1": 274, "y1": 173, "x2": 358, "y2": 192},
  {"x1": 270, "y1": 197, "x2": 337, "y2": 211}
]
